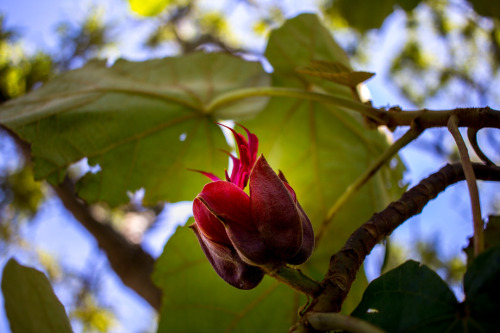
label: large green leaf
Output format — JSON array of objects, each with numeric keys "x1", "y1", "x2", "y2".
[
  {"x1": 0, "y1": 53, "x2": 269, "y2": 206},
  {"x1": 351, "y1": 260, "x2": 459, "y2": 332},
  {"x1": 245, "y1": 13, "x2": 404, "y2": 311},
  {"x1": 153, "y1": 225, "x2": 303, "y2": 332},
  {"x1": 352, "y1": 247, "x2": 500, "y2": 332},
  {"x1": 2, "y1": 258, "x2": 73, "y2": 333}
]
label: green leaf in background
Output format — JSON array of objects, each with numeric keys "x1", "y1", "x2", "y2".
[
  {"x1": 351, "y1": 260, "x2": 459, "y2": 332},
  {"x1": 329, "y1": 0, "x2": 421, "y2": 32},
  {"x1": 297, "y1": 60, "x2": 375, "y2": 88},
  {"x1": 153, "y1": 225, "x2": 304, "y2": 332},
  {"x1": 264, "y1": 14, "x2": 352, "y2": 96},
  {"x1": 0, "y1": 52, "x2": 269, "y2": 206},
  {"x1": 245, "y1": 13, "x2": 405, "y2": 312},
  {"x1": 128, "y1": 0, "x2": 171, "y2": 17},
  {"x1": 1, "y1": 258, "x2": 73, "y2": 333},
  {"x1": 470, "y1": 0, "x2": 500, "y2": 21},
  {"x1": 463, "y1": 245, "x2": 500, "y2": 331},
  {"x1": 464, "y1": 215, "x2": 500, "y2": 266}
]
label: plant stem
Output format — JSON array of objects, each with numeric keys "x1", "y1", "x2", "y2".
[
  {"x1": 266, "y1": 266, "x2": 322, "y2": 297},
  {"x1": 315, "y1": 123, "x2": 423, "y2": 245},
  {"x1": 207, "y1": 87, "x2": 500, "y2": 130},
  {"x1": 206, "y1": 86, "x2": 383, "y2": 121},
  {"x1": 447, "y1": 115, "x2": 484, "y2": 256},
  {"x1": 306, "y1": 312, "x2": 387, "y2": 333}
]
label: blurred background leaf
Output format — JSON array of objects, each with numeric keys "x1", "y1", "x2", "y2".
[
  {"x1": 1, "y1": 259, "x2": 73, "y2": 333},
  {"x1": 129, "y1": 0, "x2": 172, "y2": 17}
]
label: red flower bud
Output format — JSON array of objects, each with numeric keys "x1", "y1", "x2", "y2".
[{"x1": 191, "y1": 124, "x2": 314, "y2": 289}]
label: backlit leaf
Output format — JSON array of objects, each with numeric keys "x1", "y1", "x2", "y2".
[{"x1": 0, "y1": 53, "x2": 269, "y2": 206}]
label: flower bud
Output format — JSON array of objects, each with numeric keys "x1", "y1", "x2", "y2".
[{"x1": 191, "y1": 124, "x2": 314, "y2": 289}]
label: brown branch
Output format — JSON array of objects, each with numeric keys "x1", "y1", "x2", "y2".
[
  {"x1": 303, "y1": 163, "x2": 500, "y2": 318},
  {"x1": 373, "y1": 106, "x2": 500, "y2": 129},
  {"x1": 52, "y1": 178, "x2": 162, "y2": 310},
  {"x1": 1, "y1": 125, "x2": 162, "y2": 310}
]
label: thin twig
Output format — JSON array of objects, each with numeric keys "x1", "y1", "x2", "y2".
[
  {"x1": 447, "y1": 115, "x2": 484, "y2": 256},
  {"x1": 315, "y1": 123, "x2": 423, "y2": 245},
  {"x1": 306, "y1": 312, "x2": 387, "y2": 333},
  {"x1": 467, "y1": 127, "x2": 495, "y2": 165}
]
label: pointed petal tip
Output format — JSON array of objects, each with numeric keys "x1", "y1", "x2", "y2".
[
  {"x1": 277, "y1": 170, "x2": 288, "y2": 183},
  {"x1": 188, "y1": 169, "x2": 222, "y2": 182}
]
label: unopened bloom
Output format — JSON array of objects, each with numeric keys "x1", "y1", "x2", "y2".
[{"x1": 191, "y1": 124, "x2": 314, "y2": 289}]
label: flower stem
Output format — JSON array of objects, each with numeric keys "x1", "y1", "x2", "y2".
[
  {"x1": 206, "y1": 86, "x2": 384, "y2": 122},
  {"x1": 306, "y1": 312, "x2": 387, "y2": 333},
  {"x1": 266, "y1": 266, "x2": 322, "y2": 296}
]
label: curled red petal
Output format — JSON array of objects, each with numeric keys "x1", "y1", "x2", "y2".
[
  {"x1": 198, "y1": 181, "x2": 253, "y2": 230},
  {"x1": 236, "y1": 123, "x2": 259, "y2": 165},
  {"x1": 250, "y1": 155, "x2": 303, "y2": 261},
  {"x1": 238, "y1": 144, "x2": 251, "y2": 171},
  {"x1": 217, "y1": 123, "x2": 249, "y2": 161},
  {"x1": 190, "y1": 223, "x2": 264, "y2": 290},
  {"x1": 193, "y1": 198, "x2": 231, "y2": 245},
  {"x1": 221, "y1": 150, "x2": 245, "y2": 188}
]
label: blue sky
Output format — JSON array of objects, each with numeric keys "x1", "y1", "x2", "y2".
[{"x1": 1, "y1": 0, "x2": 499, "y2": 332}]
